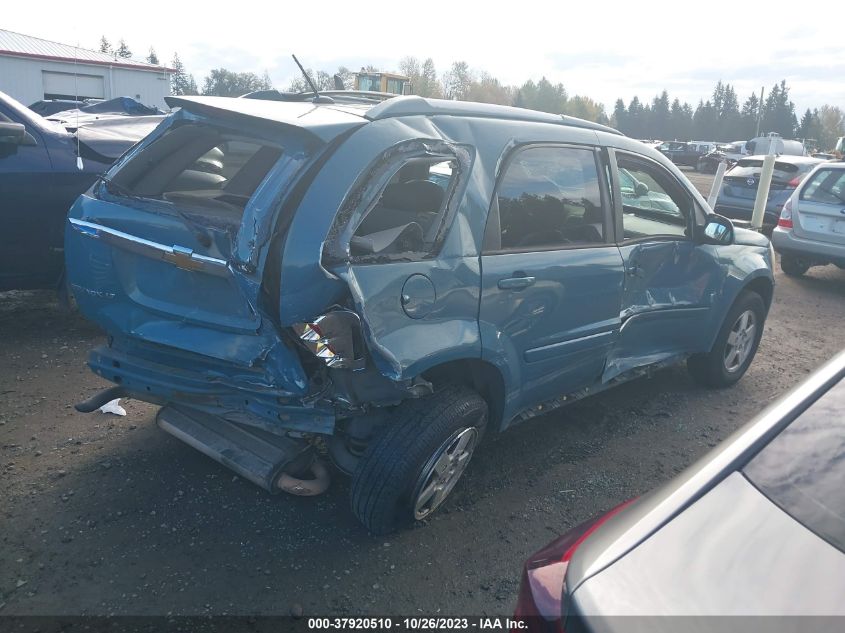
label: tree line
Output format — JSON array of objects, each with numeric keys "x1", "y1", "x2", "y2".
[{"x1": 97, "y1": 40, "x2": 845, "y2": 150}]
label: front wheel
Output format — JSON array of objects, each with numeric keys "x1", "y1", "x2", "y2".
[
  {"x1": 350, "y1": 386, "x2": 487, "y2": 534},
  {"x1": 688, "y1": 291, "x2": 766, "y2": 388}
]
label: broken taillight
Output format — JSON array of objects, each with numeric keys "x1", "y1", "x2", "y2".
[{"x1": 292, "y1": 311, "x2": 365, "y2": 370}]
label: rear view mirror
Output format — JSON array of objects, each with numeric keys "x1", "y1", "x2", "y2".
[{"x1": 701, "y1": 214, "x2": 734, "y2": 245}]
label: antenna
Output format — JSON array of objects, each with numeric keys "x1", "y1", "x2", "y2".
[
  {"x1": 74, "y1": 43, "x2": 83, "y2": 170},
  {"x1": 291, "y1": 54, "x2": 333, "y2": 104}
]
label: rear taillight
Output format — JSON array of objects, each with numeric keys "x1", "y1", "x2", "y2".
[
  {"x1": 513, "y1": 499, "x2": 636, "y2": 633},
  {"x1": 292, "y1": 310, "x2": 365, "y2": 370},
  {"x1": 778, "y1": 197, "x2": 794, "y2": 229},
  {"x1": 787, "y1": 176, "x2": 801, "y2": 187}
]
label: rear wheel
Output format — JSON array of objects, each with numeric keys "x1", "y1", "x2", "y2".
[
  {"x1": 688, "y1": 291, "x2": 765, "y2": 388},
  {"x1": 350, "y1": 385, "x2": 487, "y2": 534},
  {"x1": 780, "y1": 254, "x2": 810, "y2": 277}
]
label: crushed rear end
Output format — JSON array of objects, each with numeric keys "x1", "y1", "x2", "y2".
[{"x1": 65, "y1": 96, "x2": 367, "y2": 491}]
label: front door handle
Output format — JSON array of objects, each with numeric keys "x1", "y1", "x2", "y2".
[{"x1": 498, "y1": 276, "x2": 536, "y2": 290}]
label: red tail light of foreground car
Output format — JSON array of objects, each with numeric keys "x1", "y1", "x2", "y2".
[{"x1": 513, "y1": 500, "x2": 635, "y2": 633}]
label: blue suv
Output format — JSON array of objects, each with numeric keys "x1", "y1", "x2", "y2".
[{"x1": 66, "y1": 94, "x2": 774, "y2": 533}]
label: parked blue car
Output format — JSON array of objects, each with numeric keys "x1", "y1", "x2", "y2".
[
  {"x1": 66, "y1": 94, "x2": 775, "y2": 533},
  {"x1": 713, "y1": 154, "x2": 822, "y2": 229},
  {"x1": 0, "y1": 90, "x2": 161, "y2": 291}
]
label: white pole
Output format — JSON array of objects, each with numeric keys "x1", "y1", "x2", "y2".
[
  {"x1": 707, "y1": 161, "x2": 728, "y2": 209},
  {"x1": 750, "y1": 144, "x2": 777, "y2": 232}
]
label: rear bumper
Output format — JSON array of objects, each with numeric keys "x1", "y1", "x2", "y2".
[
  {"x1": 771, "y1": 227, "x2": 845, "y2": 264},
  {"x1": 87, "y1": 344, "x2": 336, "y2": 434},
  {"x1": 713, "y1": 202, "x2": 781, "y2": 225}
]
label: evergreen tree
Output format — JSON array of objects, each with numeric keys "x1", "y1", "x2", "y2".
[
  {"x1": 693, "y1": 100, "x2": 718, "y2": 140},
  {"x1": 611, "y1": 99, "x2": 627, "y2": 132},
  {"x1": 170, "y1": 53, "x2": 198, "y2": 96},
  {"x1": 116, "y1": 39, "x2": 132, "y2": 59},
  {"x1": 740, "y1": 91, "x2": 761, "y2": 139},
  {"x1": 98, "y1": 36, "x2": 111, "y2": 54},
  {"x1": 146, "y1": 48, "x2": 159, "y2": 65},
  {"x1": 761, "y1": 80, "x2": 797, "y2": 137},
  {"x1": 649, "y1": 91, "x2": 670, "y2": 139}
]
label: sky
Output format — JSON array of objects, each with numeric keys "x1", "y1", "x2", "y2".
[{"x1": 4, "y1": 0, "x2": 844, "y2": 115}]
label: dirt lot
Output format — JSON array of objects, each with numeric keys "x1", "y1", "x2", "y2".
[{"x1": 2, "y1": 170, "x2": 844, "y2": 616}]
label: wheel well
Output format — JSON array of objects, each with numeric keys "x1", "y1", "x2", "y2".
[
  {"x1": 743, "y1": 277, "x2": 774, "y2": 312},
  {"x1": 422, "y1": 360, "x2": 506, "y2": 432}
]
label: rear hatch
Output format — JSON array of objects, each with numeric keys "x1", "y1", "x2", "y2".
[
  {"x1": 722, "y1": 158, "x2": 811, "y2": 202},
  {"x1": 792, "y1": 166, "x2": 845, "y2": 246},
  {"x1": 65, "y1": 96, "x2": 367, "y2": 395}
]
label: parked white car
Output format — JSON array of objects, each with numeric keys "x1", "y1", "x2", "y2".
[{"x1": 772, "y1": 161, "x2": 845, "y2": 276}]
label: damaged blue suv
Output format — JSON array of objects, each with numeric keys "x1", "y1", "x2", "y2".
[{"x1": 66, "y1": 94, "x2": 774, "y2": 533}]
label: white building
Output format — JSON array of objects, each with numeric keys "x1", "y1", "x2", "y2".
[{"x1": 0, "y1": 29, "x2": 173, "y2": 110}]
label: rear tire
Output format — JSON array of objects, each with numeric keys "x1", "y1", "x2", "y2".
[
  {"x1": 350, "y1": 385, "x2": 487, "y2": 535},
  {"x1": 780, "y1": 254, "x2": 809, "y2": 277},
  {"x1": 688, "y1": 291, "x2": 765, "y2": 388}
]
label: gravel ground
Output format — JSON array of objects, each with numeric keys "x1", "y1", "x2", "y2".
[{"x1": 2, "y1": 170, "x2": 844, "y2": 616}]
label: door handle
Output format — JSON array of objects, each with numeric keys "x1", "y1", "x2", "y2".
[{"x1": 498, "y1": 276, "x2": 536, "y2": 290}]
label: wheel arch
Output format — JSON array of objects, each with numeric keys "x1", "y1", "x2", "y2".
[
  {"x1": 421, "y1": 359, "x2": 506, "y2": 433},
  {"x1": 743, "y1": 275, "x2": 774, "y2": 312}
]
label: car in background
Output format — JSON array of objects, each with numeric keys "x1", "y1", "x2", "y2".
[
  {"x1": 29, "y1": 98, "x2": 100, "y2": 117},
  {"x1": 0, "y1": 90, "x2": 161, "y2": 291},
  {"x1": 656, "y1": 141, "x2": 707, "y2": 168},
  {"x1": 66, "y1": 93, "x2": 773, "y2": 534},
  {"x1": 514, "y1": 349, "x2": 845, "y2": 630},
  {"x1": 697, "y1": 141, "x2": 747, "y2": 173},
  {"x1": 713, "y1": 154, "x2": 822, "y2": 230},
  {"x1": 772, "y1": 162, "x2": 845, "y2": 276}
]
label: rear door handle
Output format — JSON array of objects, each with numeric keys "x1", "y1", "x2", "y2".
[{"x1": 498, "y1": 276, "x2": 536, "y2": 290}]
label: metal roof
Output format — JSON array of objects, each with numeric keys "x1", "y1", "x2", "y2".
[{"x1": 0, "y1": 29, "x2": 173, "y2": 72}]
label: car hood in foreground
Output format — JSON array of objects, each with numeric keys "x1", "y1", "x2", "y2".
[{"x1": 570, "y1": 472, "x2": 845, "y2": 622}]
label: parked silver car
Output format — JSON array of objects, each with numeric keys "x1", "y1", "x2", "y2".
[{"x1": 772, "y1": 161, "x2": 845, "y2": 276}]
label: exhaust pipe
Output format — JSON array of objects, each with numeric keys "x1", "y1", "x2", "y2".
[
  {"x1": 157, "y1": 405, "x2": 330, "y2": 496},
  {"x1": 75, "y1": 386, "x2": 129, "y2": 413}
]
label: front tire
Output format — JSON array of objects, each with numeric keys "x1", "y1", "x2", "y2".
[
  {"x1": 688, "y1": 291, "x2": 765, "y2": 388},
  {"x1": 350, "y1": 385, "x2": 487, "y2": 534},
  {"x1": 780, "y1": 254, "x2": 810, "y2": 277}
]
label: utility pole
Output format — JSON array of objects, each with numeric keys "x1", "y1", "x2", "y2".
[{"x1": 755, "y1": 85, "x2": 765, "y2": 138}]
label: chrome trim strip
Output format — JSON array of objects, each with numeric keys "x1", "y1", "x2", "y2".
[{"x1": 69, "y1": 218, "x2": 229, "y2": 278}]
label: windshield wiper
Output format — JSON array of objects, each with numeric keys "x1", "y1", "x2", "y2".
[{"x1": 97, "y1": 175, "x2": 212, "y2": 248}]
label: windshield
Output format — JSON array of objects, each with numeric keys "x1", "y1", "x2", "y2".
[{"x1": 743, "y1": 378, "x2": 845, "y2": 553}]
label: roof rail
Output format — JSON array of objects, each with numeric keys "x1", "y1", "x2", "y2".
[{"x1": 366, "y1": 96, "x2": 622, "y2": 135}]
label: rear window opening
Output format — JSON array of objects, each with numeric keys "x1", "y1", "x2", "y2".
[
  {"x1": 104, "y1": 122, "x2": 286, "y2": 227},
  {"x1": 349, "y1": 158, "x2": 457, "y2": 257}
]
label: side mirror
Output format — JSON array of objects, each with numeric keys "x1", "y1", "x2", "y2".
[
  {"x1": 634, "y1": 181, "x2": 649, "y2": 197},
  {"x1": 700, "y1": 214, "x2": 734, "y2": 245},
  {"x1": 0, "y1": 121, "x2": 28, "y2": 146}
]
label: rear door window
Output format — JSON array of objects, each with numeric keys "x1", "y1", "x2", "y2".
[
  {"x1": 743, "y1": 378, "x2": 845, "y2": 553},
  {"x1": 350, "y1": 157, "x2": 459, "y2": 257},
  {"x1": 492, "y1": 145, "x2": 607, "y2": 251}
]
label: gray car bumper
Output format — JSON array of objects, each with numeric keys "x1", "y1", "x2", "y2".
[{"x1": 772, "y1": 226, "x2": 845, "y2": 263}]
